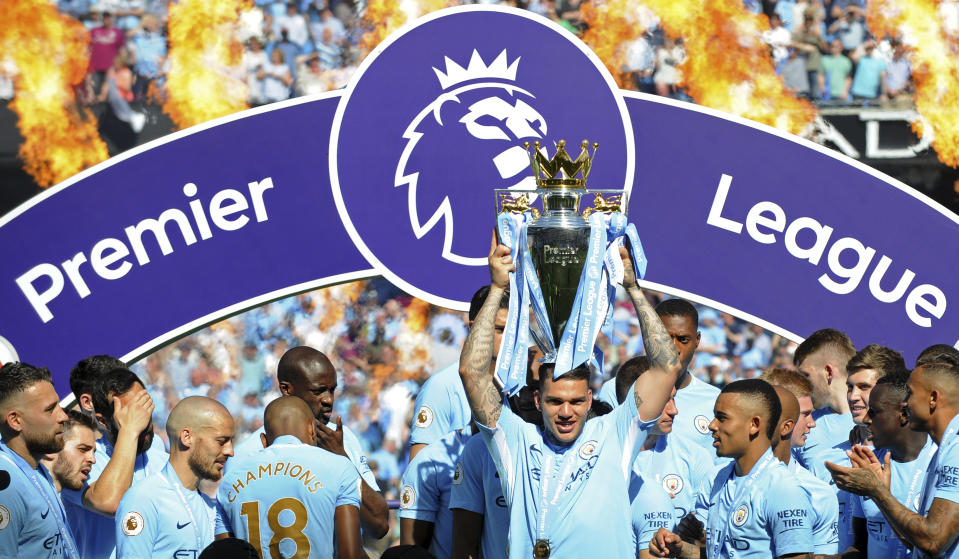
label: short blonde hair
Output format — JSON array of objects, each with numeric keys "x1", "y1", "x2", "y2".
[{"x1": 760, "y1": 368, "x2": 812, "y2": 400}]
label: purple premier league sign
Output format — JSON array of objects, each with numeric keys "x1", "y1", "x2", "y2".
[{"x1": 0, "y1": 5, "x2": 956, "y2": 396}]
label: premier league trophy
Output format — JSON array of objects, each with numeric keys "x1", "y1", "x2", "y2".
[{"x1": 494, "y1": 139, "x2": 629, "y2": 374}]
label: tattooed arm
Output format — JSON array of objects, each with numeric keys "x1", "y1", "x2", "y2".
[
  {"x1": 827, "y1": 458, "x2": 959, "y2": 556},
  {"x1": 619, "y1": 245, "x2": 682, "y2": 421},
  {"x1": 459, "y1": 239, "x2": 512, "y2": 428}
]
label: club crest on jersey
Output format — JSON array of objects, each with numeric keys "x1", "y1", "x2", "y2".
[
  {"x1": 122, "y1": 511, "x2": 144, "y2": 536},
  {"x1": 414, "y1": 406, "x2": 434, "y2": 428},
  {"x1": 0, "y1": 504, "x2": 9, "y2": 530},
  {"x1": 401, "y1": 485, "x2": 417, "y2": 509},
  {"x1": 330, "y1": 6, "x2": 633, "y2": 307},
  {"x1": 694, "y1": 415, "x2": 711, "y2": 434},
  {"x1": 733, "y1": 504, "x2": 749, "y2": 526},
  {"x1": 579, "y1": 440, "x2": 598, "y2": 460},
  {"x1": 662, "y1": 474, "x2": 684, "y2": 495},
  {"x1": 453, "y1": 462, "x2": 465, "y2": 485}
]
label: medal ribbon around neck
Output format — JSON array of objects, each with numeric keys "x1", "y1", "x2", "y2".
[
  {"x1": 535, "y1": 449, "x2": 579, "y2": 551},
  {"x1": 161, "y1": 463, "x2": 214, "y2": 553},
  {"x1": 708, "y1": 452, "x2": 778, "y2": 559},
  {"x1": 0, "y1": 442, "x2": 79, "y2": 559}
]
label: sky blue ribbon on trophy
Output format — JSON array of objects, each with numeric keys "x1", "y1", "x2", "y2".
[
  {"x1": 495, "y1": 211, "x2": 533, "y2": 395},
  {"x1": 555, "y1": 212, "x2": 609, "y2": 377},
  {"x1": 624, "y1": 222, "x2": 648, "y2": 280}
]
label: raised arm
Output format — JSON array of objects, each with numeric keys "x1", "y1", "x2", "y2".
[
  {"x1": 459, "y1": 239, "x2": 512, "y2": 428},
  {"x1": 619, "y1": 246, "x2": 682, "y2": 420},
  {"x1": 85, "y1": 390, "x2": 155, "y2": 515}
]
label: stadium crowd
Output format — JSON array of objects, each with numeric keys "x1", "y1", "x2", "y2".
[
  {"x1": 2, "y1": 239, "x2": 959, "y2": 558},
  {"x1": 0, "y1": 0, "x2": 936, "y2": 121}
]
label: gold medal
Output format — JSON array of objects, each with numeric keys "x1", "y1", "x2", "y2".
[{"x1": 533, "y1": 539, "x2": 551, "y2": 558}]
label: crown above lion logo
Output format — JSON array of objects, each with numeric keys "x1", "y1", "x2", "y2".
[{"x1": 432, "y1": 50, "x2": 520, "y2": 90}]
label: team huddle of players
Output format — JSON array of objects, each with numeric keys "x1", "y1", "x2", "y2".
[{"x1": 1, "y1": 242, "x2": 959, "y2": 559}]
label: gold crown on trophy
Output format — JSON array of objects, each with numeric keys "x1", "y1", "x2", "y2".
[{"x1": 524, "y1": 139, "x2": 598, "y2": 187}]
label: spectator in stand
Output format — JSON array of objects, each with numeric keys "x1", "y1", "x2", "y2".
[
  {"x1": 59, "y1": 0, "x2": 91, "y2": 18},
  {"x1": 243, "y1": 37, "x2": 270, "y2": 106},
  {"x1": 310, "y1": 8, "x2": 347, "y2": 44},
  {"x1": 258, "y1": 48, "x2": 293, "y2": 103},
  {"x1": 239, "y1": 342, "x2": 267, "y2": 396},
  {"x1": 780, "y1": 47, "x2": 809, "y2": 98},
  {"x1": 850, "y1": 40, "x2": 887, "y2": 102},
  {"x1": 775, "y1": 0, "x2": 798, "y2": 32},
  {"x1": 622, "y1": 35, "x2": 657, "y2": 95},
  {"x1": 128, "y1": 14, "x2": 166, "y2": 102},
  {"x1": 792, "y1": 12, "x2": 828, "y2": 98},
  {"x1": 315, "y1": 27, "x2": 344, "y2": 71},
  {"x1": 295, "y1": 52, "x2": 331, "y2": 95},
  {"x1": 107, "y1": 0, "x2": 145, "y2": 31},
  {"x1": 88, "y1": 10, "x2": 126, "y2": 92},
  {"x1": 818, "y1": 38, "x2": 853, "y2": 101},
  {"x1": 271, "y1": 29, "x2": 304, "y2": 80},
  {"x1": 370, "y1": 437, "x2": 402, "y2": 489},
  {"x1": 653, "y1": 37, "x2": 685, "y2": 98},
  {"x1": 764, "y1": 13, "x2": 792, "y2": 67},
  {"x1": 883, "y1": 39, "x2": 913, "y2": 105},
  {"x1": 829, "y1": 5, "x2": 867, "y2": 55},
  {"x1": 274, "y1": 2, "x2": 310, "y2": 49}
]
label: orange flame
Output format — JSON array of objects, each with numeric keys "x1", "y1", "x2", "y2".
[
  {"x1": 360, "y1": 0, "x2": 448, "y2": 54},
  {"x1": 867, "y1": 0, "x2": 959, "y2": 167},
  {"x1": 0, "y1": 0, "x2": 108, "y2": 188},
  {"x1": 581, "y1": 1, "x2": 650, "y2": 88},
  {"x1": 642, "y1": 0, "x2": 816, "y2": 134},
  {"x1": 164, "y1": 0, "x2": 251, "y2": 129},
  {"x1": 405, "y1": 299, "x2": 431, "y2": 333}
]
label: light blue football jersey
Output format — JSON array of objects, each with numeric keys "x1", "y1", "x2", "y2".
[
  {"x1": 635, "y1": 434, "x2": 714, "y2": 521},
  {"x1": 61, "y1": 431, "x2": 168, "y2": 559},
  {"x1": 215, "y1": 434, "x2": 360, "y2": 559},
  {"x1": 115, "y1": 461, "x2": 216, "y2": 559},
  {"x1": 919, "y1": 413, "x2": 959, "y2": 559},
  {"x1": 596, "y1": 378, "x2": 618, "y2": 408},
  {"x1": 672, "y1": 376, "x2": 721, "y2": 453},
  {"x1": 479, "y1": 393, "x2": 654, "y2": 557},
  {"x1": 0, "y1": 442, "x2": 78, "y2": 559},
  {"x1": 786, "y1": 458, "x2": 839, "y2": 555},
  {"x1": 629, "y1": 473, "x2": 676, "y2": 556},
  {"x1": 231, "y1": 422, "x2": 378, "y2": 492},
  {"x1": 399, "y1": 429, "x2": 471, "y2": 559},
  {"x1": 853, "y1": 438, "x2": 935, "y2": 559},
  {"x1": 807, "y1": 439, "x2": 857, "y2": 552},
  {"x1": 794, "y1": 410, "x2": 854, "y2": 469},
  {"x1": 410, "y1": 363, "x2": 472, "y2": 447},
  {"x1": 448, "y1": 433, "x2": 508, "y2": 559},
  {"x1": 695, "y1": 449, "x2": 813, "y2": 559}
]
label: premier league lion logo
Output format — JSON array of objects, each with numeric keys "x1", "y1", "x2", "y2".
[
  {"x1": 395, "y1": 49, "x2": 546, "y2": 265},
  {"x1": 331, "y1": 6, "x2": 633, "y2": 307}
]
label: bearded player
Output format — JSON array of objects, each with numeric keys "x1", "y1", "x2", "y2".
[{"x1": 459, "y1": 239, "x2": 682, "y2": 557}]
